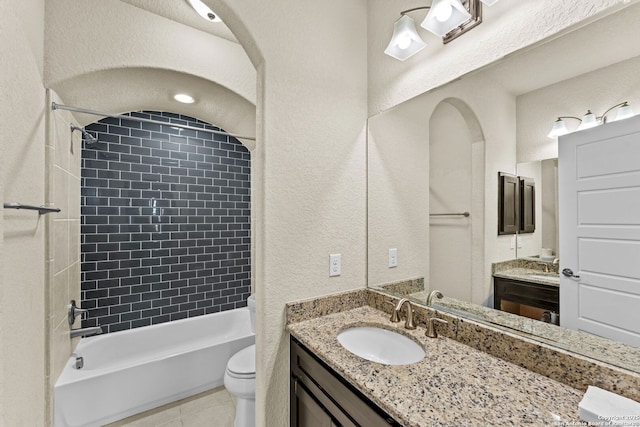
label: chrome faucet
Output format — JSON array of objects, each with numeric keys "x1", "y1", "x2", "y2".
[
  {"x1": 391, "y1": 298, "x2": 416, "y2": 330},
  {"x1": 70, "y1": 326, "x2": 103, "y2": 339},
  {"x1": 536, "y1": 262, "x2": 550, "y2": 273},
  {"x1": 426, "y1": 290, "x2": 444, "y2": 306}
]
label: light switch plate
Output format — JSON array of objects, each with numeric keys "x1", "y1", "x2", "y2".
[
  {"x1": 329, "y1": 254, "x2": 341, "y2": 277},
  {"x1": 388, "y1": 248, "x2": 398, "y2": 268}
]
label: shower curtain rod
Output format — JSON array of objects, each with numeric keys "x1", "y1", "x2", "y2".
[{"x1": 51, "y1": 102, "x2": 256, "y2": 142}]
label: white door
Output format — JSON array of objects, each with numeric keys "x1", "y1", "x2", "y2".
[{"x1": 559, "y1": 115, "x2": 640, "y2": 347}]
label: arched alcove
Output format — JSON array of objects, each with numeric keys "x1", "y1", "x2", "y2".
[
  {"x1": 42, "y1": 2, "x2": 264, "y2": 422},
  {"x1": 428, "y1": 98, "x2": 485, "y2": 305}
]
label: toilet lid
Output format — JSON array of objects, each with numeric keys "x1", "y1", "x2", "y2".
[{"x1": 227, "y1": 344, "x2": 255, "y2": 376}]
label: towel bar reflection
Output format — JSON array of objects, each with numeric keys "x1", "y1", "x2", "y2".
[
  {"x1": 3, "y1": 203, "x2": 61, "y2": 214},
  {"x1": 429, "y1": 212, "x2": 470, "y2": 217}
]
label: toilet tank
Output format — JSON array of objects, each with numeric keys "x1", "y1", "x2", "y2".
[{"x1": 247, "y1": 294, "x2": 256, "y2": 333}]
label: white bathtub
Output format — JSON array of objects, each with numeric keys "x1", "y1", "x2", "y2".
[{"x1": 54, "y1": 307, "x2": 255, "y2": 427}]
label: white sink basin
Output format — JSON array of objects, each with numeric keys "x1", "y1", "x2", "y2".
[
  {"x1": 529, "y1": 274, "x2": 560, "y2": 283},
  {"x1": 337, "y1": 326, "x2": 425, "y2": 365}
]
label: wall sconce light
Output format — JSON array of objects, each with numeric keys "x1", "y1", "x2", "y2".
[
  {"x1": 384, "y1": 14, "x2": 428, "y2": 61},
  {"x1": 422, "y1": 0, "x2": 472, "y2": 37},
  {"x1": 547, "y1": 102, "x2": 634, "y2": 139},
  {"x1": 385, "y1": 0, "x2": 499, "y2": 61}
]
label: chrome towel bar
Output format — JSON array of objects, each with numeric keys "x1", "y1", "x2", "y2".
[
  {"x1": 429, "y1": 212, "x2": 470, "y2": 217},
  {"x1": 3, "y1": 203, "x2": 61, "y2": 214}
]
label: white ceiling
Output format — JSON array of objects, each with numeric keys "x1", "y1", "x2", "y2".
[{"x1": 119, "y1": 0, "x2": 238, "y2": 43}]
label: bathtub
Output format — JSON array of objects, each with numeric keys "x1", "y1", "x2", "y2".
[{"x1": 54, "y1": 307, "x2": 255, "y2": 427}]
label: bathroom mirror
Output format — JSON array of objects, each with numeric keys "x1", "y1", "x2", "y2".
[
  {"x1": 367, "y1": 3, "x2": 640, "y2": 373},
  {"x1": 515, "y1": 158, "x2": 558, "y2": 260}
]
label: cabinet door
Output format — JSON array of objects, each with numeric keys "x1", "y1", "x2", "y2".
[
  {"x1": 519, "y1": 177, "x2": 535, "y2": 233},
  {"x1": 498, "y1": 172, "x2": 519, "y2": 234},
  {"x1": 293, "y1": 379, "x2": 338, "y2": 427}
]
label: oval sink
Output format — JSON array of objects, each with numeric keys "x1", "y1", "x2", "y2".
[{"x1": 337, "y1": 326, "x2": 425, "y2": 365}]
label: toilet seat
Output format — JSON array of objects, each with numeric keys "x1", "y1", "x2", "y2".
[{"x1": 226, "y1": 344, "x2": 255, "y2": 379}]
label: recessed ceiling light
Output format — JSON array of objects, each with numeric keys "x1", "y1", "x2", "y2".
[
  {"x1": 185, "y1": 0, "x2": 222, "y2": 23},
  {"x1": 174, "y1": 93, "x2": 195, "y2": 104}
]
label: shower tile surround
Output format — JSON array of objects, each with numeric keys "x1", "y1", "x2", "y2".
[{"x1": 80, "y1": 112, "x2": 251, "y2": 333}]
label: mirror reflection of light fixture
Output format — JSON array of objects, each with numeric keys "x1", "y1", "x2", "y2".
[
  {"x1": 384, "y1": 14, "x2": 428, "y2": 61},
  {"x1": 547, "y1": 102, "x2": 635, "y2": 139},
  {"x1": 421, "y1": 0, "x2": 472, "y2": 37},
  {"x1": 547, "y1": 117, "x2": 581, "y2": 138},
  {"x1": 185, "y1": 0, "x2": 222, "y2": 22},
  {"x1": 604, "y1": 101, "x2": 634, "y2": 122},
  {"x1": 479, "y1": 0, "x2": 500, "y2": 5},
  {"x1": 576, "y1": 110, "x2": 598, "y2": 131},
  {"x1": 385, "y1": 0, "x2": 492, "y2": 61}
]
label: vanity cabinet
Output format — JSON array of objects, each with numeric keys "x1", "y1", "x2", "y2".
[
  {"x1": 494, "y1": 277, "x2": 559, "y2": 323},
  {"x1": 290, "y1": 337, "x2": 400, "y2": 427}
]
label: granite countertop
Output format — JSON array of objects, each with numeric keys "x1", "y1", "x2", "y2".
[
  {"x1": 288, "y1": 305, "x2": 583, "y2": 427},
  {"x1": 493, "y1": 267, "x2": 560, "y2": 287}
]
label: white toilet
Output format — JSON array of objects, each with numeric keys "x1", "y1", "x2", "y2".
[{"x1": 224, "y1": 295, "x2": 256, "y2": 427}]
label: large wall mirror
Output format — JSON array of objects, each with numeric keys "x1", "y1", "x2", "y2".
[{"x1": 367, "y1": 4, "x2": 640, "y2": 373}]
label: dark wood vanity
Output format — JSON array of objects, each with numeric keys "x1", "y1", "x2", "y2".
[
  {"x1": 493, "y1": 276, "x2": 559, "y2": 324},
  {"x1": 290, "y1": 337, "x2": 400, "y2": 427}
]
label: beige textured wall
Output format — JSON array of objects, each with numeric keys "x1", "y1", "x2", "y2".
[
  {"x1": 0, "y1": 0, "x2": 47, "y2": 425},
  {"x1": 242, "y1": 3, "x2": 369, "y2": 425}
]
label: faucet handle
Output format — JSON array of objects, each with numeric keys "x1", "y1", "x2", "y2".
[
  {"x1": 384, "y1": 300, "x2": 401, "y2": 323},
  {"x1": 68, "y1": 300, "x2": 88, "y2": 325},
  {"x1": 426, "y1": 317, "x2": 448, "y2": 338}
]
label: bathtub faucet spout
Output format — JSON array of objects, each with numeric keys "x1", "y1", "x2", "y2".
[{"x1": 70, "y1": 326, "x2": 103, "y2": 339}]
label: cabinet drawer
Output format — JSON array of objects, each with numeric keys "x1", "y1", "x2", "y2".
[{"x1": 291, "y1": 337, "x2": 399, "y2": 427}]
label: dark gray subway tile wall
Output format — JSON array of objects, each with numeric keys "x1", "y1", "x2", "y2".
[{"x1": 80, "y1": 111, "x2": 251, "y2": 333}]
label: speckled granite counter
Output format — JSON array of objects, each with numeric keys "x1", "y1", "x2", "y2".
[
  {"x1": 493, "y1": 259, "x2": 560, "y2": 287},
  {"x1": 493, "y1": 267, "x2": 560, "y2": 287},
  {"x1": 288, "y1": 305, "x2": 584, "y2": 426}
]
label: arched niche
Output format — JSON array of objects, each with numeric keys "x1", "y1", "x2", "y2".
[{"x1": 428, "y1": 97, "x2": 485, "y2": 305}]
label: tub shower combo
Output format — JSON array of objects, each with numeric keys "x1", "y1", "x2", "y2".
[
  {"x1": 55, "y1": 306, "x2": 254, "y2": 427},
  {"x1": 53, "y1": 104, "x2": 255, "y2": 426}
]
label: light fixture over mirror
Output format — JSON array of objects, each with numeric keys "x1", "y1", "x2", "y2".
[
  {"x1": 384, "y1": 14, "x2": 428, "y2": 61},
  {"x1": 385, "y1": 0, "x2": 498, "y2": 61},
  {"x1": 546, "y1": 117, "x2": 581, "y2": 138},
  {"x1": 575, "y1": 110, "x2": 598, "y2": 131},
  {"x1": 422, "y1": 0, "x2": 472, "y2": 37},
  {"x1": 547, "y1": 102, "x2": 635, "y2": 139}
]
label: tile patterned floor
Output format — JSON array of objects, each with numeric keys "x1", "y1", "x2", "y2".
[{"x1": 105, "y1": 386, "x2": 236, "y2": 427}]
